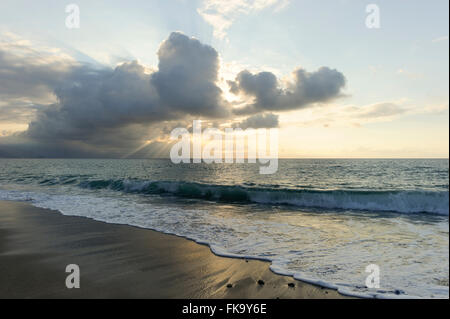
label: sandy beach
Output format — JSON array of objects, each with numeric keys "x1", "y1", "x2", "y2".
[{"x1": 0, "y1": 200, "x2": 347, "y2": 299}]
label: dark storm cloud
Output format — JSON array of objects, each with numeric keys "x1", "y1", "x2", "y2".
[
  {"x1": 0, "y1": 32, "x2": 346, "y2": 158},
  {"x1": 25, "y1": 61, "x2": 161, "y2": 142},
  {"x1": 229, "y1": 67, "x2": 346, "y2": 115},
  {"x1": 151, "y1": 32, "x2": 229, "y2": 118},
  {"x1": 23, "y1": 32, "x2": 231, "y2": 145},
  {"x1": 0, "y1": 33, "x2": 233, "y2": 157},
  {"x1": 235, "y1": 113, "x2": 279, "y2": 129}
]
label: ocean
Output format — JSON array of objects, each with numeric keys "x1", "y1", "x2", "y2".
[{"x1": 0, "y1": 158, "x2": 448, "y2": 298}]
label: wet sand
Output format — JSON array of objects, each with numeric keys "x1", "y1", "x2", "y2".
[{"x1": 0, "y1": 200, "x2": 348, "y2": 298}]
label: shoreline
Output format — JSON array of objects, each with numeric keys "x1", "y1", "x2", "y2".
[{"x1": 0, "y1": 200, "x2": 349, "y2": 299}]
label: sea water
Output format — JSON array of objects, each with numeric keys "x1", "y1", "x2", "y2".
[{"x1": 0, "y1": 158, "x2": 448, "y2": 298}]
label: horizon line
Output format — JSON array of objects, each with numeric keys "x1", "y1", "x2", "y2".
[{"x1": 0, "y1": 157, "x2": 448, "y2": 160}]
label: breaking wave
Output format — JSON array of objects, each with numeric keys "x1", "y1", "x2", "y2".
[{"x1": 76, "y1": 179, "x2": 449, "y2": 215}]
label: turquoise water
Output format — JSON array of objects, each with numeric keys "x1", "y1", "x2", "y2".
[{"x1": 0, "y1": 158, "x2": 448, "y2": 298}]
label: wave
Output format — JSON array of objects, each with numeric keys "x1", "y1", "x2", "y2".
[
  {"x1": 0, "y1": 181, "x2": 447, "y2": 298},
  {"x1": 77, "y1": 179, "x2": 449, "y2": 215}
]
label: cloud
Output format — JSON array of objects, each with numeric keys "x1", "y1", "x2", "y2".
[
  {"x1": 351, "y1": 102, "x2": 406, "y2": 119},
  {"x1": 0, "y1": 40, "x2": 72, "y2": 104},
  {"x1": 235, "y1": 112, "x2": 279, "y2": 129},
  {"x1": 229, "y1": 67, "x2": 346, "y2": 115},
  {"x1": 396, "y1": 68, "x2": 422, "y2": 80},
  {"x1": 23, "y1": 33, "x2": 231, "y2": 146},
  {"x1": 0, "y1": 32, "x2": 232, "y2": 157},
  {"x1": 198, "y1": 0, "x2": 289, "y2": 39},
  {"x1": 24, "y1": 61, "x2": 159, "y2": 143},
  {"x1": 432, "y1": 35, "x2": 449, "y2": 43},
  {"x1": 0, "y1": 31, "x2": 345, "y2": 158},
  {"x1": 0, "y1": 33, "x2": 77, "y2": 128},
  {"x1": 0, "y1": 100, "x2": 43, "y2": 124},
  {"x1": 282, "y1": 101, "x2": 422, "y2": 129},
  {"x1": 151, "y1": 32, "x2": 229, "y2": 118}
]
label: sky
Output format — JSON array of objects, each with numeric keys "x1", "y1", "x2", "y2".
[{"x1": 0, "y1": 0, "x2": 448, "y2": 158}]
